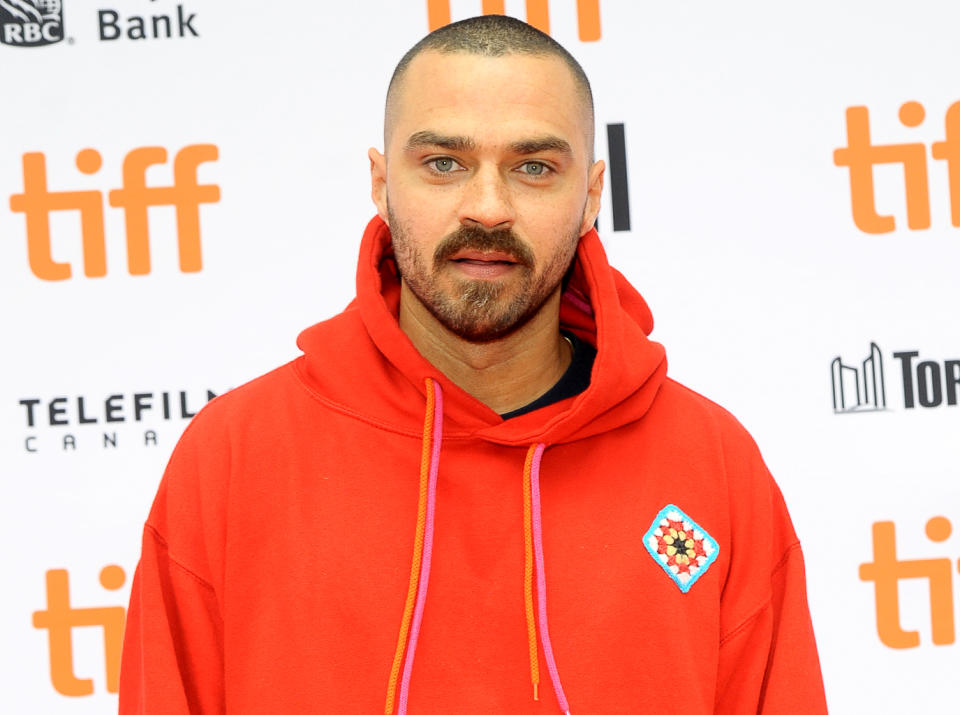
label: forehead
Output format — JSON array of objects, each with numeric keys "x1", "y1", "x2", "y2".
[{"x1": 388, "y1": 51, "x2": 589, "y2": 157}]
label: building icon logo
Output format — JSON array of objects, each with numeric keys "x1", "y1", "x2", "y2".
[
  {"x1": 831, "y1": 342, "x2": 887, "y2": 413},
  {"x1": 0, "y1": 0, "x2": 64, "y2": 47}
]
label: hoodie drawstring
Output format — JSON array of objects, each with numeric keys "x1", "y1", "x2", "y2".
[
  {"x1": 385, "y1": 378, "x2": 444, "y2": 715},
  {"x1": 524, "y1": 443, "x2": 572, "y2": 715},
  {"x1": 522, "y1": 445, "x2": 542, "y2": 701},
  {"x1": 385, "y1": 386, "x2": 571, "y2": 714}
]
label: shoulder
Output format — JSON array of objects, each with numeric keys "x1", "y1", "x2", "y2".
[
  {"x1": 652, "y1": 377, "x2": 763, "y2": 459},
  {"x1": 144, "y1": 358, "x2": 313, "y2": 571},
  {"x1": 648, "y1": 377, "x2": 797, "y2": 542},
  {"x1": 164, "y1": 362, "x2": 297, "y2": 459},
  {"x1": 181, "y1": 310, "x2": 365, "y2": 440}
]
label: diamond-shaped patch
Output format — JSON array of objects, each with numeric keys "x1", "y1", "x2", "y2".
[{"x1": 643, "y1": 504, "x2": 719, "y2": 593}]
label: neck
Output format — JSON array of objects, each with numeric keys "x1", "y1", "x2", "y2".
[{"x1": 398, "y1": 281, "x2": 572, "y2": 415}]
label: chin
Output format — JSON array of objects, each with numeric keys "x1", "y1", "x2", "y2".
[{"x1": 437, "y1": 303, "x2": 541, "y2": 344}]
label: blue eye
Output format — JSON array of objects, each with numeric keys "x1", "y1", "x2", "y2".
[{"x1": 522, "y1": 162, "x2": 548, "y2": 176}]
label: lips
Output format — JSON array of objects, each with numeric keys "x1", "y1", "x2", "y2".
[
  {"x1": 447, "y1": 250, "x2": 519, "y2": 279},
  {"x1": 448, "y1": 249, "x2": 518, "y2": 265},
  {"x1": 432, "y1": 224, "x2": 535, "y2": 274}
]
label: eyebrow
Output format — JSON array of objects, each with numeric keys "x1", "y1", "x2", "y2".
[
  {"x1": 404, "y1": 131, "x2": 475, "y2": 152},
  {"x1": 403, "y1": 131, "x2": 572, "y2": 157},
  {"x1": 507, "y1": 136, "x2": 572, "y2": 156}
]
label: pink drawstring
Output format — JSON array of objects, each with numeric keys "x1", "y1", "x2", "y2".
[
  {"x1": 530, "y1": 443, "x2": 572, "y2": 714},
  {"x1": 389, "y1": 390, "x2": 573, "y2": 713},
  {"x1": 397, "y1": 380, "x2": 444, "y2": 714}
]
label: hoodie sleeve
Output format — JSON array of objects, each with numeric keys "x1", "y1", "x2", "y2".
[
  {"x1": 119, "y1": 406, "x2": 229, "y2": 714},
  {"x1": 119, "y1": 528, "x2": 225, "y2": 714},
  {"x1": 713, "y1": 420, "x2": 828, "y2": 714},
  {"x1": 714, "y1": 541, "x2": 827, "y2": 713}
]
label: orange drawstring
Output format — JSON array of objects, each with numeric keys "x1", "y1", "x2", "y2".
[
  {"x1": 384, "y1": 378, "x2": 436, "y2": 714},
  {"x1": 522, "y1": 444, "x2": 541, "y2": 701},
  {"x1": 385, "y1": 394, "x2": 565, "y2": 712}
]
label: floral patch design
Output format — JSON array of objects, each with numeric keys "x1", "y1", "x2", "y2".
[{"x1": 643, "y1": 505, "x2": 718, "y2": 593}]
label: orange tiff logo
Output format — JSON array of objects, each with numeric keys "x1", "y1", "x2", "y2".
[
  {"x1": 9, "y1": 145, "x2": 220, "y2": 280},
  {"x1": 833, "y1": 101, "x2": 960, "y2": 234},
  {"x1": 859, "y1": 517, "x2": 958, "y2": 648},
  {"x1": 426, "y1": 0, "x2": 601, "y2": 41},
  {"x1": 32, "y1": 566, "x2": 127, "y2": 696}
]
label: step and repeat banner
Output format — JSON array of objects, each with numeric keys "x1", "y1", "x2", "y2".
[{"x1": 1, "y1": 1, "x2": 957, "y2": 712}]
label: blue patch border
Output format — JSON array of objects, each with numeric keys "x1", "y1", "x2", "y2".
[{"x1": 642, "y1": 504, "x2": 719, "y2": 593}]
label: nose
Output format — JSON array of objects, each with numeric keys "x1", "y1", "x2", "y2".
[{"x1": 457, "y1": 165, "x2": 515, "y2": 230}]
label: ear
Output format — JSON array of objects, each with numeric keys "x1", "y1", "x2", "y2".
[
  {"x1": 579, "y1": 159, "x2": 605, "y2": 236},
  {"x1": 368, "y1": 147, "x2": 389, "y2": 224}
]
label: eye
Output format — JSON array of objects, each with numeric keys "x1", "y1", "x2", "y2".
[
  {"x1": 519, "y1": 161, "x2": 551, "y2": 177},
  {"x1": 428, "y1": 157, "x2": 462, "y2": 173}
]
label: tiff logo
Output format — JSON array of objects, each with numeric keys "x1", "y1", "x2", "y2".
[
  {"x1": 831, "y1": 342, "x2": 886, "y2": 413},
  {"x1": 9, "y1": 145, "x2": 220, "y2": 280},
  {"x1": 859, "y1": 517, "x2": 957, "y2": 649},
  {"x1": 833, "y1": 101, "x2": 960, "y2": 234},
  {"x1": 426, "y1": 0, "x2": 601, "y2": 41},
  {"x1": 32, "y1": 566, "x2": 126, "y2": 695}
]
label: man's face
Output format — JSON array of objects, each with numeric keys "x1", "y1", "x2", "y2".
[{"x1": 370, "y1": 50, "x2": 604, "y2": 342}]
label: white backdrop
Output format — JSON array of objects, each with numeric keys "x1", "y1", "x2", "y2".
[{"x1": 2, "y1": 1, "x2": 958, "y2": 712}]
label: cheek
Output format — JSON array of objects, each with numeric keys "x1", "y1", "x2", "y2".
[
  {"x1": 520, "y1": 181, "x2": 586, "y2": 224},
  {"x1": 388, "y1": 180, "x2": 453, "y2": 235},
  {"x1": 387, "y1": 208, "x2": 439, "y2": 271},
  {"x1": 523, "y1": 200, "x2": 584, "y2": 261}
]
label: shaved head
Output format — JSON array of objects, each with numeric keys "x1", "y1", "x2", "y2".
[{"x1": 384, "y1": 15, "x2": 595, "y2": 151}]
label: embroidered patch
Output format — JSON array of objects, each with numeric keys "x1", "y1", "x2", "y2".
[{"x1": 643, "y1": 504, "x2": 719, "y2": 593}]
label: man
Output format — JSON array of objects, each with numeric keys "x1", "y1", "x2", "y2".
[{"x1": 119, "y1": 15, "x2": 827, "y2": 714}]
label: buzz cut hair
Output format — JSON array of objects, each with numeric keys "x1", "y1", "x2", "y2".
[{"x1": 385, "y1": 14, "x2": 595, "y2": 146}]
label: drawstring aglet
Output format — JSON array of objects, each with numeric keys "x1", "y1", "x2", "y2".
[{"x1": 533, "y1": 683, "x2": 539, "y2": 701}]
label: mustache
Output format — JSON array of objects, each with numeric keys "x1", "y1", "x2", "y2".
[{"x1": 433, "y1": 224, "x2": 534, "y2": 268}]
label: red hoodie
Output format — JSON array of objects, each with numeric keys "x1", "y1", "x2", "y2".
[{"x1": 119, "y1": 216, "x2": 827, "y2": 714}]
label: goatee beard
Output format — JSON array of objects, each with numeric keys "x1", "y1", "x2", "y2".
[{"x1": 390, "y1": 215, "x2": 577, "y2": 343}]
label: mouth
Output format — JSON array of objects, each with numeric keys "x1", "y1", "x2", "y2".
[
  {"x1": 448, "y1": 249, "x2": 518, "y2": 263},
  {"x1": 446, "y1": 249, "x2": 521, "y2": 279}
]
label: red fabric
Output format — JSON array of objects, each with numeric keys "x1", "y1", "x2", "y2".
[{"x1": 119, "y1": 216, "x2": 827, "y2": 713}]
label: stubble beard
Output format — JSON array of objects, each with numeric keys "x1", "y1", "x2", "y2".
[{"x1": 388, "y1": 210, "x2": 580, "y2": 343}]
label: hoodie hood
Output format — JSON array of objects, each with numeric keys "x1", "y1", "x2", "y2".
[{"x1": 296, "y1": 215, "x2": 667, "y2": 445}]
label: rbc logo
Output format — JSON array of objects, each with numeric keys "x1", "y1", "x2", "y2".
[
  {"x1": 0, "y1": 0, "x2": 64, "y2": 47},
  {"x1": 9, "y1": 145, "x2": 220, "y2": 280}
]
